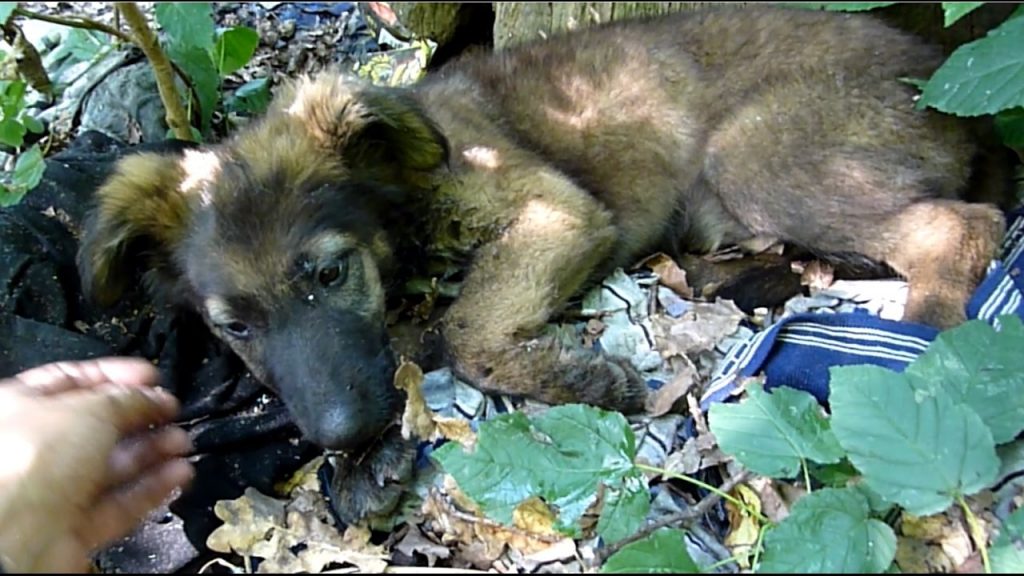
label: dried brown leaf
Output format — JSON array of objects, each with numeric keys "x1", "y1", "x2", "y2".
[
  {"x1": 434, "y1": 416, "x2": 477, "y2": 449},
  {"x1": 746, "y1": 476, "x2": 792, "y2": 524},
  {"x1": 513, "y1": 537, "x2": 580, "y2": 573},
  {"x1": 274, "y1": 455, "x2": 324, "y2": 496},
  {"x1": 663, "y1": 435, "x2": 729, "y2": 477},
  {"x1": 724, "y1": 483, "x2": 762, "y2": 569},
  {"x1": 652, "y1": 299, "x2": 746, "y2": 359},
  {"x1": 394, "y1": 360, "x2": 436, "y2": 442},
  {"x1": 896, "y1": 536, "x2": 955, "y2": 573},
  {"x1": 637, "y1": 252, "x2": 694, "y2": 298},
  {"x1": 422, "y1": 488, "x2": 557, "y2": 571},
  {"x1": 800, "y1": 260, "x2": 835, "y2": 294},
  {"x1": 394, "y1": 523, "x2": 452, "y2": 567},
  {"x1": 255, "y1": 492, "x2": 390, "y2": 573},
  {"x1": 900, "y1": 511, "x2": 974, "y2": 569},
  {"x1": 645, "y1": 358, "x2": 696, "y2": 416},
  {"x1": 206, "y1": 487, "x2": 286, "y2": 555},
  {"x1": 512, "y1": 496, "x2": 558, "y2": 536}
]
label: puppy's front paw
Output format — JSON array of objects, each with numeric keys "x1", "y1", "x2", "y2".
[
  {"x1": 560, "y1": 348, "x2": 649, "y2": 414},
  {"x1": 323, "y1": 427, "x2": 416, "y2": 525}
]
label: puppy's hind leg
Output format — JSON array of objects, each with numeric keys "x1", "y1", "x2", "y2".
[
  {"x1": 441, "y1": 170, "x2": 648, "y2": 414},
  {"x1": 702, "y1": 81, "x2": 1006, "y2": 330},
  {"x1": 858, "y1": 199, "x2": 1005, "y2": 328}
]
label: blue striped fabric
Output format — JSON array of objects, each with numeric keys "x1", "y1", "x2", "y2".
[{"x1": 700, "y1": 204, "x2": 1024, "y2": 409}]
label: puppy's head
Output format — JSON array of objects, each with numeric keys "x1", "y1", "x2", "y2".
[{"x1": 77, "y1": 72, "x2": 448, "y2": 452}]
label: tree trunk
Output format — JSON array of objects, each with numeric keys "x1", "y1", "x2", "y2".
[
  {"x1": 378, "y1": 2, "x2": 1019, "y2": 58},
  {"x1": 493, "y1": 2, "x2": 743, "y2": 48}
]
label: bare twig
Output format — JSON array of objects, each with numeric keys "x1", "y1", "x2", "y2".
[
  {"x1": 115, "y1": 2, "x2": 194, "y2": 141},
  {"x1": 113, "y1": 4, "x2": 122, "y2": 45},
  {"x1": 596, "y1": 469, "x2": 753, "y2": 563},
  {"x1": 2, "y1": 21, "x2": 52, "y2": 96},
  {"x1": 13, "y1": 6, "x2": 133, "y2": 44}
]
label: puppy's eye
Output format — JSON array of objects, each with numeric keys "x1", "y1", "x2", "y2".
[
  {"x1": 223, "y1": 321, "x2": 251, "y2": 339},
  {"x1": 318, "y1": 258, "x2": 348, "y2": 287}
]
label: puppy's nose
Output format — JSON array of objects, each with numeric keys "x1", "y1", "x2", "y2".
[{"x1": 308, "y1": 405, "x2": 384, "y2": 452}]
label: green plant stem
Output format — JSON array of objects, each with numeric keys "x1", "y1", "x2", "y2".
[
  {"x1": 701, "y1": 555, "x2": 743, "y2": 573},
  {"x1": 13, "y1": 7, "x2": 133, "y2": 44},
  {"x1": 636, "y1": 464, "x2": 770, "y2": 524},
  {"x1": 750, "y1": 522, "x2": 769, "y2": 570},
  {"x1": 115, "y1": 2, "x2": 194, "y2": 141},
  {"x1": 958, "y1": 494, "x2": 991, "y2": 574},
  {"x1": 597, "y1": 469, "x2": 758, "y2": 564},
  {"x1": 802, "y1": 458, "x2": 812, "y2": 494}
]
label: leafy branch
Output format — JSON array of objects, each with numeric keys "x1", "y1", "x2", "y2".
[
  {"x1": 1, "y1": 2, "x2": 269, "y2": 205},
  {"x1": 595, "y1": 469, "x2": 755, "y2": 564},
  {"x1": 115, "y1": 2, "x2": 191, "y2": 140},
  {"x1": 430, "y1": 312, "x2": 1024, "y2": 573},
  {"x1": 12, "y1": 5, "x2": 132, "y2": 44}
]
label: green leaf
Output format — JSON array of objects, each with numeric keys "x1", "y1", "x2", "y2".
[
  {"x1": 600, "y1": 528, "x2": 699, "y2": 573},
  {"x1": 165, "y1": 44, "x2": 219, "y2": 135},
  {"x1": 0, "y1": 118, "x2": 26, "y2": 147},
  {"x1": 991, "y1": 507, "x2": 1024, "y2": 573},
  {"x1": 214, "y1": 26, "x2": 259, "y2": 77},
  {"x1": 943, "y1": 2, "x2": 984, "y2": 27},
  {"x1": 595, "y1": 473, "x2": 650, "y2": 545},
  {"x1": 783, "y1": 2, "x2": 896, "y2": 11},
  {"x1": 1, "y1": 144, "x2": 45, "y2": 207},
  {"x1": 20, "y1": 114, "x2": 43, "y2": 134},
  {"x1": 809, "y1": 459, "x2": 860, "y2": 487},
  {"x1": 918, "y1": 14, "x2": 1024, "y2": 116},
  {"x1": 225, "y1": 77, "x2": 271, "y2": 116},
  {"x1": 829, "y1": 365, "x2": 1000, "y2": 516},
  {"x1": 432, "y1": 404, "x2": 641, "y2": 538},
  {"x1": 13, "y1": 143, "x2": 45, "y2": 189},
  {"x1": 760, "y1": 487, "x2": 896, "y2": 573},
  {"x1": 709, "y1": 384, "x2": 843, "y2": 479},
  {"x1": 155, "y1": 2, "x2": 215, "y2": 54},
  {"x1": 164, "y1": 125, "x2": 204, "y2": 143},
  {"x1": 0, "y1": 182, "x2": 16, "y2": 206},
  {"x1": 60, "y1": 28, "x2": 111, "y2": 63},
  {"x1": 995, "y1": 107, "x2": 1024, "y2": 149},
  {"x1": 905, "y1": 317, "x2": 1024, "y2": 444},
  {"x1": 0, "y1": 2, "x2": 16, "y2": 25},
  {"x1": 1, "y1": 79, "x2": 27, "y2": 117},
  {"x1": 850, "y1": 481, "x2": 897, "y2": 516}
]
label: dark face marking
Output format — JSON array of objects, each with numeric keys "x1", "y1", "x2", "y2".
[{"x1": 177, "y1": 156, "x2": 403, "y2": 451}]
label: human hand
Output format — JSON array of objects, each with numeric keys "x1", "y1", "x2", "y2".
[{"x1": 0, "y1": 357, "x2": 194, "y2": 573}]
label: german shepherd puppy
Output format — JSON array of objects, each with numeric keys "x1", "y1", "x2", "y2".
[{"x1": 77, "y1": 5, "x2": 1012, "y2": 517}]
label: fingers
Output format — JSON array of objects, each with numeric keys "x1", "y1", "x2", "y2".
[
  {"x1": 11, "y1": 357, "x2": 162, "y2": 397},
  {"x1": 107, "y1": 426, "x2": 193, "y2": 489},
  {"x1": 75, "y1": 383, "x2": 181, "y2": 436},
  {"x1": 79, "y1": 458, "x2": 195, "y2": 551}
]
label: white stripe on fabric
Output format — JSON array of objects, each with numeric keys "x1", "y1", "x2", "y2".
[
  {"x1": 776, "y1": 334, "x2": 922, "y2": 362},
  {"x1": 784, "y1": 323, "x2": 931, "y2": 352},
  {"x1": 979, "y1": 276, "x2": 1014, "y2": 321}
]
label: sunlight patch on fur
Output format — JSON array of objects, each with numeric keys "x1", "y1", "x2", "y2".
[
  {"x1": 519, "y1": 198, "x2": 583, "y2": 236},
  {"x1": 462, "y1": 146, "x2": 502, "y2": 170},
  {"x1": 179, "y1": 149, "x2": 223, "y2": 206}
]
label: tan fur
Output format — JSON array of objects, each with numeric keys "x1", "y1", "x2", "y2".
[{"x1": 79, "y1": 5, "x2": 1015, "y2": 440}]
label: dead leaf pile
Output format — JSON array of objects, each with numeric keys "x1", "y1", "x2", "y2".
[
  {"x1": 895, "y1": 504, "x2": 989, "y2": 573},
  {"x1": 418, "y1": 483, "x2": 576, "y2": 571},
  {"x1": 205, "y1": 462, "x2": 390, "y2": 574}
]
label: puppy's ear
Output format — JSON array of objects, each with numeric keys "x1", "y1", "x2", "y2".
[
  {"x1": 281, "y1": 73, "x2": 449, "y2": 176},
  {"x1": 77, "y1": 151, "x2": 200, "y2": 307}
]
